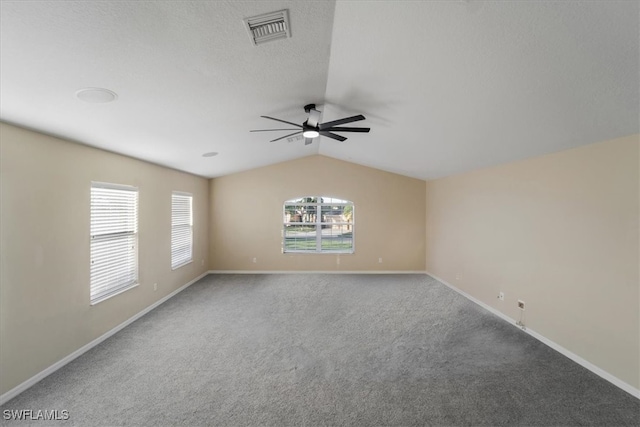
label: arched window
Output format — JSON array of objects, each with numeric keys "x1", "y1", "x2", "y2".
[{"x1": 283, "y1": 197, "x2": 354, "y2": 253}]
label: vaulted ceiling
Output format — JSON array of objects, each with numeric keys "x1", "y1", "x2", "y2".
[{"x1": 1, "y1": 1, "x2": 638, "y2": 180}]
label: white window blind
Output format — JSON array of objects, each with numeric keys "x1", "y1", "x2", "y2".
[
  {"x1": 90, "y1": 183, "x2": 138, "y2": 304},
  {"x1": 171, "y1": 192, "x2": 193, "y2": 269}
]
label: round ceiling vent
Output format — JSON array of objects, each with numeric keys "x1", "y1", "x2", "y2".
[{"x1": 75, "y1": 88, "x2": 118, "y2": 103}]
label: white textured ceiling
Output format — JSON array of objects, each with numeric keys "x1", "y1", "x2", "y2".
[{"x1": 1, "y1": 1, "x2": 638, "y2": 180}]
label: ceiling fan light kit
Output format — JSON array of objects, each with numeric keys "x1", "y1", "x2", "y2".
[{"x1": 251, "y1": 104, "x2": 370, "y2": 145}]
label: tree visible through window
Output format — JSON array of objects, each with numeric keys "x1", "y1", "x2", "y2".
[{"x1": 283, "y1": 197, "x2": 354, "y2": 253}]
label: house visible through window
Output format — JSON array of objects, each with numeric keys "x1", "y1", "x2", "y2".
[
  {"x1": 90, "y1": 182, "x2": 138, "y2": 304},
  {"x1": 171, "y1": 192, "x2": 193, "y2": 269},
  {"x1": 283, "y1": 197, "x2": 354, "y2": 253}
]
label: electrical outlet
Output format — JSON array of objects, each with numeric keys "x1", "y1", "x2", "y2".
[
  {"x1": 336, "y1": 257, "x2": 340, "y2": 265},
  {"x1": 498, "y1": 292, "x2": 504, "y2": 301},
  {"x1": 153, "y1": 283, "x2": 157, "y2": 291},
  {"x1": 378, "y1": 257, "x2": 382, "y2": 263},
  {"x1": 252, "y1": 257, "x2": 257, "y2": 263},
  {"x1": 518, "y1": 300, "x2": 525, "y2": 310}
]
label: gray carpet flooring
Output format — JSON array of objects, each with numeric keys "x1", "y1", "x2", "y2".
[{"x1": 1, "y1": 274, "x2": 638, "y2": 426}]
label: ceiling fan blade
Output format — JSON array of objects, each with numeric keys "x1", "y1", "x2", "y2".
[
  {"x1": 270, "y1": 131, "x2": 303, "y2": 142},
  {"x1": 319, "y1": 115, "x2": 365, "y2": 130},
  {"x1": 319, "y1": 130, "x2": 347, "y2": 142},
  {"x1": 322, "y1": 127, "x2": 370, "y2": 133},
  {"x1": 250, "y1": 128, "x2": 300, "y2": 132},
  {"x1": 304, "y1": 138, "x2": 313, "y2": 145},
  {"x1": 261, "y1": 116, "x2": 302, "y2": 128}
]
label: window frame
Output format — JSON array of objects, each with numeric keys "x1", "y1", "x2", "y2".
[
  {"x1": 90, "y1": 181, "x2": 139, "y2": 305},
  {"x1": 283, "y1": 196, "x2": 355, "y2": 254},
  {"x1": 171, "y1": 191, "x2": 193, "y2": 270}
]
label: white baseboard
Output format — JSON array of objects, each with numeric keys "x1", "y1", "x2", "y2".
[
  {"x1": 208, "y1": 270, "x2": 427, "y2": 274},
  {"x1": 0, "y1": 272, "x2": 209, "y2": 406},
  {"x1": 426, "y1": 271, "x2": 640, "y2": 400}
]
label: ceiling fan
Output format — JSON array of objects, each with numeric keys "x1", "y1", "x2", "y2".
[{"x1": 250, "y1": 104, "x2": 370, "y2": 145}]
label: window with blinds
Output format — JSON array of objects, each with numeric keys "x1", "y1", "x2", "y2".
[
  {"x1": 90, "y1": 183, "x2": 138, "y2": 304},
  {"x1": 171, "y1": 192, "x2": 193, "y2": 269}
]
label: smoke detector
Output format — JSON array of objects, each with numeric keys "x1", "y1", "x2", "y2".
[
  {"x1": 75, "y1": 88, "x2": 117, "y2": 103},
  {"x1": 244, "y1": 10, "x2": 290, "y2": 46}
]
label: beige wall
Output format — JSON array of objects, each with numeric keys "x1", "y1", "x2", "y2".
[
  {"x1": 425, "y1": 134, "x2": 640, "y2": 389},
  {"x1": 0, "y1": 123, "x2": 209, "y2": 395},
  {"x1": 209, "y1": 155, "x2": 426, "y2": 271}
]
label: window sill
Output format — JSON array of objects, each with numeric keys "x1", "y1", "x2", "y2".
[
  {"x1": 171, "y1": 259, "x2": 193, "y2": 271},
  {"x1": 284, "y1": 251, "x2": 354, "y2": 255},
  {"x1": 90, "y1": 283, "x2": 139, "y2": 306}
]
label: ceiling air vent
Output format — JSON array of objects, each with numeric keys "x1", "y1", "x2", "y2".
[
  {"x1": 287, "y1": 134, "x2": 304, "y2": 143},
  {"x1": 244, "y1": 10, "x2": 290, "y2": 46}
]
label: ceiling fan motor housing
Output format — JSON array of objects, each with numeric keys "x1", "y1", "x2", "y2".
[{"x1": 303, "y1": 121, "x2": 318, "y2": 131}]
